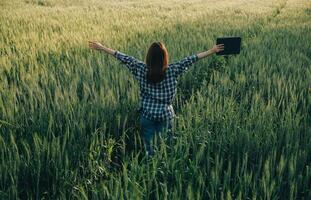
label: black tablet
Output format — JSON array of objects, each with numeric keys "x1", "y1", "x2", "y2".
[{"x1": 216, "y1": 37, "x2": 241, "y2": 55}]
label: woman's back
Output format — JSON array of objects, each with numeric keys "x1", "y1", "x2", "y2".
[
  {"x1": 114, "y1": 50, "x2": 199, "y2": 121},
  {"x1": 139, "y1": 66, "x2": 178, "y2": 121},
  {"x1": 140, "y1": 66, "x2": 177, "y2": 104}
]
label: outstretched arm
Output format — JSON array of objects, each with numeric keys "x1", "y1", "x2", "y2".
[
  {"x1": 88, "y1": 41, "x2": 145, "y2": 80},
  {"x1": 89, "y1": 41, "x2": 116, "y2": 56},
  {"x1": 197, "y1": 44, "x2": 224, "y2": 59},
  {"x1": 172, "y1": 44, "x2": 225, "y2": 76}
]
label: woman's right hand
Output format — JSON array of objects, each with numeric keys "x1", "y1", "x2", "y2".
[
  {"x1": 211, "y1": 44, "x2": 225, "y2": 53},
  {"x1": 89, "y1": 41, "x2": 105, "y2": 51}
]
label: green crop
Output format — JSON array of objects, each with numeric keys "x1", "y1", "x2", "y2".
[{"x1": 0, "y1": 0, "x2": 310, "y2": 199}]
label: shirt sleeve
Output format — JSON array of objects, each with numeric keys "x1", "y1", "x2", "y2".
[
  {"x1": 114, "y1": 51, "x2": 145, "y2": 80},
  {"x1": 170, "y1": 54, "x2": 199, "y2": 77}
]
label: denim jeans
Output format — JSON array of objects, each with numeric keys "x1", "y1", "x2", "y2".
[{"x1": 140, "y1": 115, "x2": 173, "y2": 156}]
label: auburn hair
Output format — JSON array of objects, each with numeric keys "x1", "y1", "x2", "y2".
[{"x1": 145, "y1": 42, "x2": 169, "y2": 84}]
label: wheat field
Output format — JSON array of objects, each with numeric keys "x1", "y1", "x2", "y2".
[{"x1": 0, "y1": 0, "x2": 310, "y2": 199}]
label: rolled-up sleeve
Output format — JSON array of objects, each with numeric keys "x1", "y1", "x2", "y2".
[
  {"x1": 171, "y1": 54, "x2": 199, "y2": 77},
  {"x1": 114, "y1": 51, "x2": 145, "y2": 80}
]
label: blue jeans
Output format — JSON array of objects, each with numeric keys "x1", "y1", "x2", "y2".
[{"x1": 140, "y1": 115, "x2": 173, "y2": 156}]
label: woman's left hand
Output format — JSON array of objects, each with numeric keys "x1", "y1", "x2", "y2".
[{"x1": 89, "y1": 41, "x2": 105, "y2": 51}]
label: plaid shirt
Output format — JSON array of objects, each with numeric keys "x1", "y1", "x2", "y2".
[{"x1": 114, "y1": 50, "x2": 199, "y2": 121}]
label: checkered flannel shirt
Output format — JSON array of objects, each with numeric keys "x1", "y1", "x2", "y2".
[{"x1": 114, "y1": 50, "x2": 199, "y2": 122}]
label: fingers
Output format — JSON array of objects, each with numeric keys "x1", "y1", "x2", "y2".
[
  {"x1": 89, "y1": 42, "x2": 96, "y2": 49},
  {"x1": 216, "y1": 44, "x2": 225, "y2": 52},
  {"x1": 88, "y1": 41, "x2": 94, "y2": 46},
  {"x1": 88, "y1": 41, "x2": 100, "y2": 50}
]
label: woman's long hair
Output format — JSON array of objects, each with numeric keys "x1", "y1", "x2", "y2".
[{"x1": 145, "y1": 42, "x2": 169, "y2": 84}]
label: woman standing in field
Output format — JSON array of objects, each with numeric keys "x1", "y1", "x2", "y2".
[{"x1": 89, "y1": 41, "x2": 224, "y2": 156}]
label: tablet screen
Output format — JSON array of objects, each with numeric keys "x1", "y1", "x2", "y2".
[{"x1": 216, "y1": 37, "x2": 241, "y2": 55}]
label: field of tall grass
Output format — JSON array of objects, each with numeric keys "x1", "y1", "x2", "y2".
[{"x1": 0, "y1": 0, "x2": 310, "y2": 199}]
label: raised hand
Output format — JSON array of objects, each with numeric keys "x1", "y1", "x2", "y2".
[
  {"x1": 197, "y1": 43, "x2": 225, "y2": 59},
  {"x1": 211, "y1": 44, "x2": 225, "y2": 53},
  {"x1": 88, "y1": 41, "x2": 105, "y2": 51}
]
